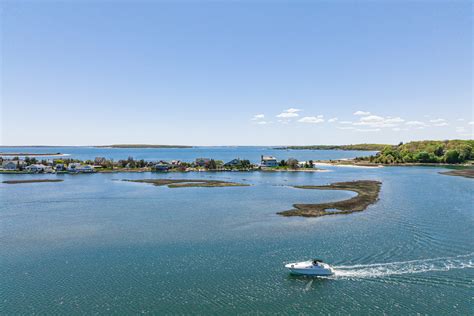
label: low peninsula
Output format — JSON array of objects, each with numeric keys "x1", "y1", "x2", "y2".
[
  {"x1": 278, "y1": 180, "x2": 381, "y2": 217},
  {"x1": 2, "y1": 179, "x2": 64, "y2": 184},
  {"x1": 275, "y1": 144, "x2": 387, "y2": 151},
  {"x1": 439, "y1": 169, "x2": 474, "y2": 179},
  {"x1": 122, "y1": 178, "x2": 249, "y2": 188}
]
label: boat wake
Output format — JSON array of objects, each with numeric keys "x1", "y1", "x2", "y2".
[{"x1": 331, "y1": 253, "x2": 474, "y2": 279}]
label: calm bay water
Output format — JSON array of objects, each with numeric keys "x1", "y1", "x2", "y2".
[
  {"x1": 0, "y1": 146, "x2": 376, "y2": 163},
  {"x1": 1, "y1": 148, "x2": 473, "y2": 314}
]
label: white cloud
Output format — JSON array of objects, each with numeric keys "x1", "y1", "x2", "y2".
[
  {"x1": 457, "y1": 118, "x2": 465, "y2": 121},
  {"x1": 337, "y1": 126, "x2": 355, "y2": 130},
  {"x1": 359, "y1": 115, "x2": 385, "y2": 122},
  {"x1": 385, "y1": 117, "x2": 405, "y2": 123},
  {"x1": 356, "y1": 128, "x2": 381, "y2": 132},
  {"x1": 405, "y1": 121, "x2": 428, "y2": 126},
  {"x1": 429, "y1": 118, "x2": 445, "y2": 123},
  {"x1": 251, "y1": 114, "x2": 265, "y2": 120},
  {"x1": 328, "y1": 117, "x2": 338, "y2": 123},
  {"x1": 353, "y1": 115, "x2": 405, "y2": 128},
  {"x1": 277, "y1": 112, "x2": 299, "y2": 118},
  {"x1": 339, "y1": 121, "x2": 353, "y2": 125},
  {"x1": 298, "y1": 116, "x2": 324, "y2": 124},
  {"x1": 353, "y1": 111, "x2": 371, "y2": 116},
  {"x1": 468, "y1": 121, "x2": 474, "y2": 125},
  {"x1": 276, "y1": 108, "x2": 302, "y2": 118},
  {"x1": 285, "y1": 108, "x2": 302, "y2": 113},
  {"x1": 257, "y1": 121, "x2": 268, "y2": 125},
  {"x1": 433, "y1": 122, "x2": 448, "y2": 127}
]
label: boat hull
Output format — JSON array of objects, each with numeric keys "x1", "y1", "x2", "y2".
[
  {"x1": 285, "y1": 261, "x2": 334, "y2": 276},
  {"x1": 287, "y1": 268, "x2": 334, "y2": 276}
]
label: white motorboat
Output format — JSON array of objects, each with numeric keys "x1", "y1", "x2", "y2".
[{"x1": 285, "y1": 259, "x2": 334, "y2": 276}]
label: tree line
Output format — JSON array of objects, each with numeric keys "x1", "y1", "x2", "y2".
[{"x1": 355, "y1": 140, "x2": 474, "y2": 164}]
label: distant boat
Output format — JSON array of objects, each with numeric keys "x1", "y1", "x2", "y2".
[{"x1": 285, "y1": 259, "x2": 334, "y2": 276}]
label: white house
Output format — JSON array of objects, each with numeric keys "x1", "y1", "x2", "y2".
[
  {"x1": 55, "y1": 163, "x2": 65, "y2": 171},
  {"x1": 2, "y1": 161, "x2": 18, "y2": 170},
  {"x1": 25, "y1": 164, "x2": 49, "y2": 173},
  {"x1": 43, "y1": 165, "x2": 54, "y2": 173},
  {"x1": 67, "y1": 163, "x2": 94, "y2": 173},
  {"x1": 261, "y1": 155, "x2": 278, "y2": 167},
  {"x1": 67, "y1": 163, "x2": 81, "y2": 172}
]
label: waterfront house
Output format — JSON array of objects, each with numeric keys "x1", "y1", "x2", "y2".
[
  {"x1": 2, "y1": 161, "x2": 18, "y2": 170},
  {"x1": 67, "y1": 163, "x2": 95, "y2": 173},
  {"x1": 43, "y1": 165, "x2": 54, "y2": 173},
  {"x1": 152, "y1": 163, "x2": 170, "y2": 172},
  {"x1": 55, "y1": 164, "x2": 65, "y2": 171},
  {"x1": 25, "y1": 164, "x2": 49, "y2": 173},
  {"x1": 94, "y1": 157, "x2": 107, "y2": 165},
  {"x1": 79, "y1": 165, "x2": 95, "y2": 173},
  {"x1": 261, "y1": 155, "x2": 278, "y2": 167},
  {"x1": 195, "y1": 158, "x2": 211, "y2": 167},
  {"x1": 67, "y1": 163, "x2": 81, "y2": 172},
  {"x1": 224, "y1": 159, "x2": 242, "y2": 167}
]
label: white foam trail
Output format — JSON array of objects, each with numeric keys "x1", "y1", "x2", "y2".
[
  {"x1": 304, "y1": 279, "x2": 314, "y2": 291},
  {"x1": 332, "y1": 253, "x2": 474, "y2": 279}
]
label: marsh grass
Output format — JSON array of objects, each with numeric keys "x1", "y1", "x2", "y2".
[{"x1": 278, "y1": 180, "x2": 382, "y2": 217}]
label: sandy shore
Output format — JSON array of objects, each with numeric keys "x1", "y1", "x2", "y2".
[{"x1": 312, "y1": 162, "x2": 383, "y2": 169}]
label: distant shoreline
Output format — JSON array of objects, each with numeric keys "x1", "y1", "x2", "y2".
[
  {"x1": 313, "y1": 160, "x2": 473, "y2": 168},
  {"x1": 95, "y1": 144, "x2": 193, "y2": 149},
  {"x1": 274, "y1": 144, "x2": 386, "y2": 151},
  {"x1": 0, "y1": 153, "x2": 68, "y2": 157}
]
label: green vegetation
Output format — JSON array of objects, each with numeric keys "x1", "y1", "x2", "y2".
[
  {"x1": 278, "y1": 180, "x2": 382, "y2": 217},
  {"x1": 439, "y1": 169, "x2": 474, "y2": 179},
  {"x1": 122, "y1": 179, "x2": 249, "y2": 188},
  {"x1": 224, "y1": 159, "x2": 253, "y2": 170},
  {"x1": 277, "y1": 158, "x2": 300, "y2": 169},
  {"x1": 355, "y1": 140, "x2": 474, "y2": 164},
  {"x1": 275, "y1": 144, "x2": 388, "y2": 151},
  {"x1": 2, "y1": 179, "x2": 64, "y2": 184},
  {"x1": 265, "y1": 158, "x2": 316, "y2": 171},
  {"x1": 96, "y1": 144, "x2": 192, "y2": 148}
]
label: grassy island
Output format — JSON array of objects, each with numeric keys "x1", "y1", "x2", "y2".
[
  {"x1": 439, "y1": 169, "x2": 474, "y2": 179},
  {"x1": 2, "y1": 179, "x2": 64, "y2": 184},
  {"x1": 122, "y1": 178, "x2": 249, "y2": 188},
  {"x1": 278, "y1": 180, "x2": 381, "y2": 217}
]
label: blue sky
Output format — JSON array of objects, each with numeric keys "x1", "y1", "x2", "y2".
[{"x1": 1, "y1": 1, "x2": 472, "y2": 146}]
